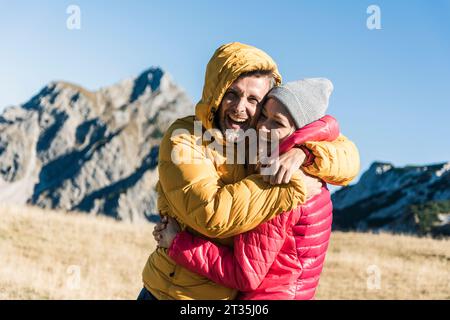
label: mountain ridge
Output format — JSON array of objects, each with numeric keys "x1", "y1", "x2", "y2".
[
  {"x1": 332, "y1": 161, "x2": 450, "y2": 236},
  {"x1": 0, "y1": 66, "x2": 193, "y2": 222}
]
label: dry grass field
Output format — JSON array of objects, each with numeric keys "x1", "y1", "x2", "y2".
[{"x1": 0, "y1": 205, "x2": 449, "y2": 300}]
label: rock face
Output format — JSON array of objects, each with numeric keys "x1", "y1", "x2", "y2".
[
  {"x1": 332, "y1": 161, "x2": 450, "y2": 236},
  {"x1": 0, "y1": 67, "x2": 193, "y2": 222}
]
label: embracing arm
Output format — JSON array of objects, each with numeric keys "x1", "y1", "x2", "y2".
[
  {"x1": 266, "y1": 115, "x2": 344, "y2": 185},
  {"x1": 281, "y1": 115, "x2": 360, "y2": 186},
  {"x1": 168, "y1": 210, "x2": 295, "y2": 291}
]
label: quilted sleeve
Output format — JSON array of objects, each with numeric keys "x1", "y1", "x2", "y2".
[
  {"x1": 277, "y1": 115, "x2": 359, "y2": 186},
  {"x1": 302, "y1": 134, "x2": 360, "y2": 186},
  {"x1": 278, "y1": 115, "x2": 340, "y2": 154},
  {"x1": 168, "y1": 210, "x2": 296, "y2": 291}
]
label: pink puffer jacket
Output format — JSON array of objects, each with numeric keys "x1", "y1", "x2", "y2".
[{"x1": 168, "y1": 116, "x2": 338, "y2": 300}]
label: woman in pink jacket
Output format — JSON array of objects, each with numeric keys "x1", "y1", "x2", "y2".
[{"x1": 154, "y1": 78, "x2": 339, "y2": 300}]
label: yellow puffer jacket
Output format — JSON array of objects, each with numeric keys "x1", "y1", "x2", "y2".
[{"x1": 142, "y1": 42, "x2": 360, "y2": 300}]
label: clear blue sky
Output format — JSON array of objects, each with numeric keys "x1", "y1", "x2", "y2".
[{"x1": 1, "y1": 0, "x2": 449, "y2": 178}]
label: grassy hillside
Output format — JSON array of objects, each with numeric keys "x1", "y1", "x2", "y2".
[{"x1": 0, "y1": 205, "x2": 449, "y2": 299}]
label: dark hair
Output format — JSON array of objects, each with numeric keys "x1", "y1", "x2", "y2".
[{"x1": 237, "y1": 70, "x2": 277, "y2": 89}]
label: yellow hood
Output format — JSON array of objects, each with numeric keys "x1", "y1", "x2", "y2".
[{"x1": 195, "y1": 42, "x2": 282, "y2": 130}]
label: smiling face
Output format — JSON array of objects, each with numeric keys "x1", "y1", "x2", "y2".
[
  {"x1": 257, "y1": 97, "x2": 296, "y2": 144},
  {"x1": 216, "y1": 74, "x2": 272, "y2": 141}
]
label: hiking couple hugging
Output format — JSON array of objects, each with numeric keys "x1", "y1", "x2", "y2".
[{"x1": 137, "y1": 42, "x2": 360, "y2": 300}]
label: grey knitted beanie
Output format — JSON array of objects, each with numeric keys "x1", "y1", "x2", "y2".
[{"x1": 266, "y1": 78, "x2": 333, "y2": 129}]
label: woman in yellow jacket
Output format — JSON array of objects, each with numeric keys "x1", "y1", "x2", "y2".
[{"x1": 141, "y1": 42, "x2": 360, "y2": 300}]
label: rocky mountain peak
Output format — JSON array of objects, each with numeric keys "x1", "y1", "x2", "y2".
[
  {"x1": 130, "y1": 67, "x2": 164, "y2": 102},
  {"x1": 0, "y1": 67, "x2": 193, "y2": 222}
]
